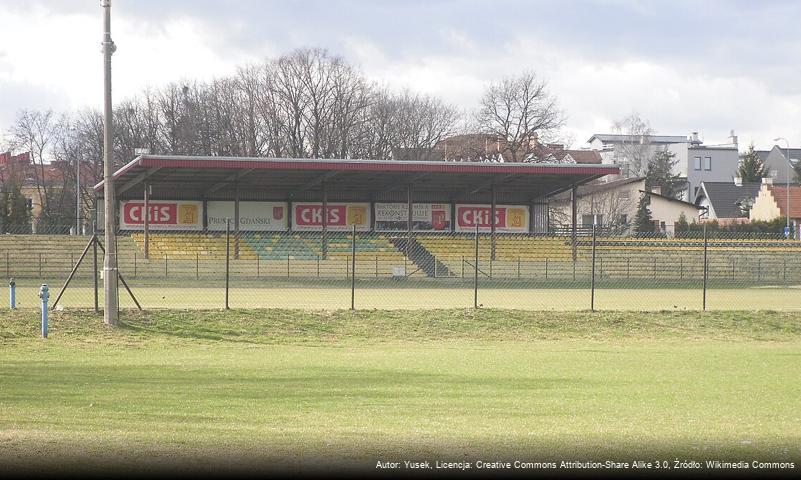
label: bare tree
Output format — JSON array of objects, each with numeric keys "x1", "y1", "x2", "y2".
[
  {"x1": 388, "y1": 91, "x2": 459, "y2": 160},
  {"x1": 476, "y1": 72, "x2": 564, "y2": 162},
  {"x1": 611, "y1": 113, "x2": 654, "y2": 177}
]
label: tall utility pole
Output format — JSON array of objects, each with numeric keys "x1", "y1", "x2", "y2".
[
  {"x1": 774, "y1": 137, "x2": 791, "y2": 238},
  {"x1": 101, "y1": 0, "x2": 119, "y2": 325}
]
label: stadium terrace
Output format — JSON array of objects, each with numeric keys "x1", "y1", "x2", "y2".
[{"x1": 94, "y1": 155, "x2": 618, "y2": 252}]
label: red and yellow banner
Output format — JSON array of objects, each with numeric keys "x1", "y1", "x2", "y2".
[
  {"x1": 454, "y1": 204, "x2": 529, "y2": 232},
  {"x1": 120, "y1": 200, "x2": 203, "y2": 230},
  {"x1": 292, "y1": 202, "x2": 371, "y2": 231}
]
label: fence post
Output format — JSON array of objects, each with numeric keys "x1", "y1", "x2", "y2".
[
  {"x1": 225, "y1": 219, "x2": 230, "y2": 310},
  {"x1": 517, "y1": 256, "x2": 521, "y2": 280},
  {"x1": 287, "y1": 255, "x2": 290, "y2": 278},
  {"x1": 702, "y1": 223, "x2": 708, "y2": 311},
  {"x1": 474, "y1": 224, "x2": 479, "y2": 308},
  {"x1": 653, "y1": 257, "x2": 656, "y2": 280},
  {"x1": 784, "y1": 256, "x2": 787, "y2": 285},
  {"x1": 757, "y1": 258, "x2": 761, "y2": 283},
  {"x1": 375, "y1": 254, "x2": 378, "y2": 278},
  {"x1": 545, "y1": 257, "x2": 549, "y2": 280},
  {"x1": 461, "y1": 256, "x2": 464, "y2": 278},
  {"x1": 731, "y1": 257, "x2": 735, "y2": 282},
  {"x1": 5, "y1": 252, "x2": 8, "y2": 278},
  {"x1": 591, "y1": 223, "x2": 597, "y2": 311},
  {"x1": 679, "y1": 257, "x2": 683, "y2": 279},
  {"x1": 317, "y1": 255, "x2": 320, "y2": 277},
  {"x1": 351, "y1": 224, "x2": 356, "y2": 310},
  {"x1": 196, "y1": 252, "x2": 199, "y2": 280},
  {"x1": 39, "y1": 252, "x2": 42, "y2": 277},
  {"x1": 257, "y1": 255, "x2": 260, "y2": 278},
  {"x1": 434, "y1": 255, "x2": 438, "y2": 278},
  {"x1": 134, "y1": 251, "x2": 137, "y2": 278}
]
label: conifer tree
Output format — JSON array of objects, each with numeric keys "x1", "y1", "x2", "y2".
[{"x1": 738, "y1": 144, "x2": 767, "y2": 182}]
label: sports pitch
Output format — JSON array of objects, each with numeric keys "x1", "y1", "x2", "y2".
[
  {"x1": 1, "y1": 309, "x2": 800, "y2": 473},
  {"x1": 5, "y1": 283, "x2": 801, "y2": 310}
]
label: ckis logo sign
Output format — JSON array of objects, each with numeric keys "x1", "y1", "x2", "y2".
[{"x1": 121, "y1": 201, "x2": 200, "y2": 229}]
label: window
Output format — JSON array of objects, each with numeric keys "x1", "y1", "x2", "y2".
[
  {"x1": 618, "y1": 190, "x2": 630, "y2": 200},
  {"x1": 693, "y1": 156, "x2": 702, "y2": 170},
  {"x1": 770, "y1": 169, "x2": 778, "y2": 178},
  {"x1": 703, "y1": 156, "x2": 711, "y2": 171},
  {"x1": 582, "y1": 214, "x2": 603, "y2": 226},
  {"x1": 619, "y1": 214, "x2": 628, "y2": 225}
]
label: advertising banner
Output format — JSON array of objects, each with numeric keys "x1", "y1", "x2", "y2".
[
  {"x1": 120, "y1": 200, "x2": 203, "y2": 230},
  {"x1": 375, "y1": 203, "x2": 451, "y2": 231},
  {"x1": 207, "y1": 201, "x2": 288, "y2": 231},
  {"x1": 293, "y1": 202, "x2": 371, "y2": 231},
  {"x1": 454, "y1": 204, "x2": 529, "y2": 232}
]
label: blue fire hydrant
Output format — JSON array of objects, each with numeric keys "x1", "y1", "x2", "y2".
[
  {"x1": 9, "y1": 278, "x2": 15, "y2": 309},
  {"x1": 39, "y1": 284, "x2": 49, "y2": 338}
]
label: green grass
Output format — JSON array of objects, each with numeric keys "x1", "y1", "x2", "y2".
[
  {"x1": 5, "y1": 281, "x2": 801, "y2": 310},
  {"x1": 1, "y1": 309, "x2": 801, "y2": 473}
]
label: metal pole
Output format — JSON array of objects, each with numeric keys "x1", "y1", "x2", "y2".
[
  {"x1": 225, "y1": 218, "x2": 230, "y2": 310},
  {"x1": 474, "y1": 223, "x2": 479, "y2": 308},
  {"x1": 351, "y1": 224, "x2": 356, "y2": 310},
  {"x1": 143, "y1": 183, "x2": 149, "y2": 259},
  {"x1": 702, "y1": 222, "x2": 708, "y2": 311},
  {"x1": 571, "y1": 186, "x2": 578, "y2": 262},
  {"x1": 76, "y1": 156, "x2": 80, "y2": 234},
  {"x1": 775, "y1": 137, "x2": 791, "y2": 237},
  {"x1": 51, "y1": 235, "x2": 96, "y2": 310},
  {"x1": 406, "y1": 183, "x2": 413, "y2": 260},
  {"x1": 101, "y1": 0, "x2": 118, "y2": 325},
  {"x1": 490, "y1": 182, "x2": 496, "y2": 261},
  {"x1": 321, "y1": 180, "x2": 328, "y2": 260},
  {"x1": 234, "y1": 184, "x2": 240, "y2": 260},
  {"x1": 591, "y1": 223, "x2": 597, "y2": 311}
]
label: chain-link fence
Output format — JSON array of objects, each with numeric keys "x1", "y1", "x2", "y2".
[{"x1": 2, "y1": 226, "x2": 800, "y2": 310}]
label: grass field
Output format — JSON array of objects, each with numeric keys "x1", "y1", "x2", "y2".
[
  {"x1": 4, "y1": 282, "x2": 801, "y2": 310},
  {"x1": 1, "y1": 308, "x2": 801, "y2": 474}
]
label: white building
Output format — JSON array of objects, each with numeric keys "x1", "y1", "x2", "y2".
[{"x1": 588, "y1": 131, "x2": 740, "y2": 202}]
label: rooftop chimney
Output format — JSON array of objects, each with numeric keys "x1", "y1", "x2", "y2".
[
  {"x1": 650, "y1": 185, "x2": 662, "y2": 196},
  {"x1": 734, "y1": 176, "x2": 742, "y2": 187},
  {"x1": 728, "y1": 129, "x2": 738, "y2": 146}
]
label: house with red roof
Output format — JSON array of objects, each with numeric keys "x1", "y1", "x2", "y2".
[{"x1": 749, "y1": 179, "x2": 801, "y2": 232}]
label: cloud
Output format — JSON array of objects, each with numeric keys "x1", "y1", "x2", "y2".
[{"x1": 1, "y1": 0, "x2": 800, "y2": 151}]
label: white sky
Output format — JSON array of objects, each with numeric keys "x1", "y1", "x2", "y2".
[{"x1": 1, "y1": 0, "x2": 800, "y2": 150}]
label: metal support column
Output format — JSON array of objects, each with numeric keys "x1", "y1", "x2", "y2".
[
  {"x1": 143, "y1": 183, "x2": 149, "y2": 259},
  {"x1": 571, "y1": 186, "x2": 578, "y2": 262},
  {"x1": 322, "y1": 180, "x2": 328, "y2": 259},
  {"x1": 234, "y1": 184, "x2": 240, "y2": 260},
  {"x1": 490, "y1": 182, "x2": 496, "y2": 261},
  {"x1": 406, "y1": 183, "x2": 413, "y2": 259}
]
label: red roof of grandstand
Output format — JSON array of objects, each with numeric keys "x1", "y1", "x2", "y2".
[{"x1": 95, "y1": 155, "x2": 619, "y2": 202}]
